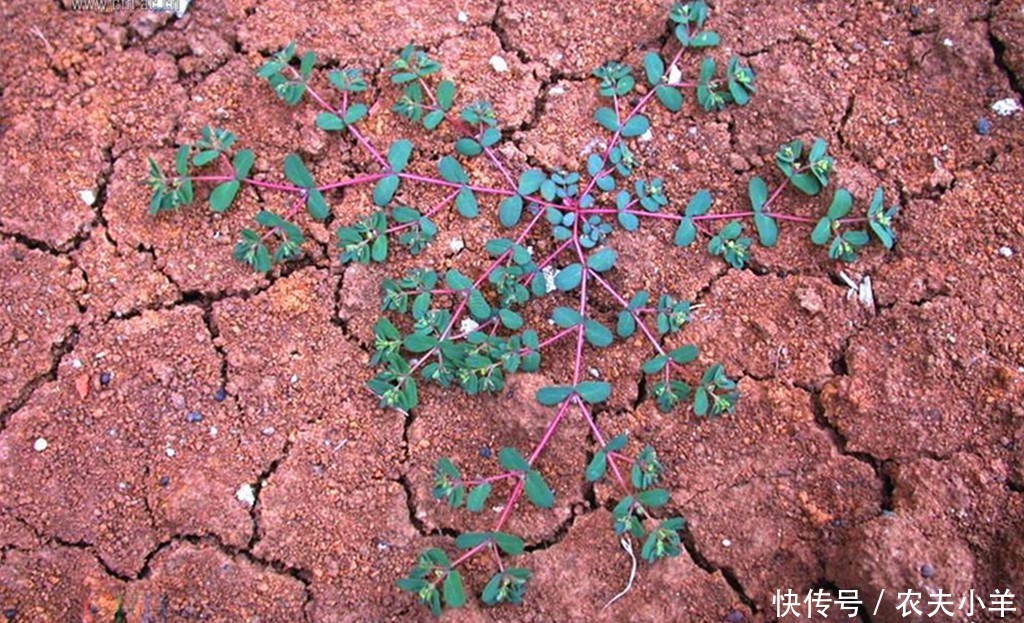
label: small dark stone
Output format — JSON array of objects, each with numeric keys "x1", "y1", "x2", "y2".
[
  {"x1": 921, "y1": 563, "x2": 936, "y2": 578},
  {"x1": 976, "y1": 118, "x2": 993, "y2": 135},
  {"x1": 99, "y1": 372, "x2": 112, "y2": 386},
  {"x1": 214, "y1": 387, "x2": 227, "y2": 402},
  {"x1": 479, "y1": 447, "x2": 492, "y2": 459},
  {"x1": 4, "y1": 609, "x2": 18, "y2": 621},
  {"x1": 186, "y1": 411, "x2": 203, "y2": 423},
  {"x1": 725, "y1": 611, "x2": 745, "y2": 623},
  {"x1": 158, "y1": 476, "x2": 170, "y2": 487},
  {"x1": 910, "y1": 5, "x2": 920, "y2": 17}
]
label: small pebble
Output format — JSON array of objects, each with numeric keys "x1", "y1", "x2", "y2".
[
  {"x1": 214, "y1": 387, "x2": 227, "y2": 402},
  {"x1": 4, "y1": 608, "x2": 18, "y2": 620},
  {"x1": 725, "y1": 611, "x2": 745, "y2": 623},
  {"x1": 33, "y1": 438, "x2": 48, "y2": 452},
  {"x1": 236, "y1": 483, "x2": 256, "y2": 507},
  {"x1": 71, "y1": 358, "x2": 83, "y2": 369},
  {"x1": 186, "y1": 411, "x2": 203, "y2": 423},
  {"x1": 992, "y1": 98, "x2": 1022, "y2": 117},
  {"x1": 99, "y1": 372, "x2": 112, "y2": 386},
  {"x1": 456, "y1": 10, "x2": 468, "y2": 22},
  {"x1": 165, "y1": 447, "x2": 176, "y2": 458},
  {"x1": 158, "y1": 476, "x2": 170, "y2": 487},
  {"x1": 722, "y1": 539, "x2": 732, "y2": 548},
  {"x1": 920, "y1": 563, "x2": 935, "y2": 578},
  {"x1": 976, "y1": 118, "x2": 993, "y2": 135},
  {"x1": 78, "y1": 189, "x2": 97, "y2": 206},
  {"x1": 479, "y1": 447, "x2": 492, "y2": 458},
  {"x1": 262, "y1": 427, "x2": 276, "y2": 436},
  {"x1": 998, "y1": 246, "x2": 1013, "y2": 258},
  {"x1": 489, "y1": 55, "x2": 509, "y2": 73}
]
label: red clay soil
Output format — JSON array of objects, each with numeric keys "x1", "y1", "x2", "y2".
[{"x1": 1, "y1": 0, "x2": 1023, "y2": 621}]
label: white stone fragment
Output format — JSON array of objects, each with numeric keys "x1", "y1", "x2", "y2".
[
  {"x1": 235, "y1": 483, "x2": 256, "y2": 507},
  {"x1": 449, "y1": 237, "x2": 465, "y2": 252},
  {"x1": 489, "y1": 55, "x2": 509, "y2": 73},
  {"x1": 638, "y1": 129, "x2": 654, "y2": 142},
  {"x1": 78, "y1": 190, "x2": 96, "y2": 206},
  {"x1": 998, "y1": 246, "x2": 1014, "y2": 258},
  {"x1": 541, "y1": 266, "x2": 558, "y2": 293},
  {"x1": 942, "y1": 38, "x2": 953, "y2": 48},
  {"x1": 457, "y1": 10, "x2": 469, "y2": 22},
  {"x1": 33, "y1": 438, "x2": 48, "y2": 452},
  {"x1": 548, "y1": 84, "x2": 565, "y2": 96},
  {"x1": 992, "y1": 98, "x2": 1022, "y2": 117},
  {"x1": 667, "y1": 63, "x2": 682, "y2": 84},
  {"x1": 460, "y1": 318, "x2": 480, "y2": 333}
]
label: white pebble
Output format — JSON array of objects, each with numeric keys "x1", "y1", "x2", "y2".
[
  {"x1": 638, "y1": 128, "x2": 654, "y2": 142},
  {"x1": 589, "y1": 367, "x2": 600, "y2": 378},
  {"x1": 942, "y1": 38, "x2": 953, "y2": 48},
  {"x1": 71, "y1": 358, "x2": 83, "y2": 369},
  {"x1": 541, "y1": 266, "x2": 558, "y2": 293},
  {"x1": 667, "y1": 63, "x2": 682, "y2": 84},
  {"x1": 722, "y1": 539, "x2": 732, "y2": 547},
  {"x1": 33, "y1": 438, "x2": 48, "y2": 452},
  {"x1": 209, "y1": 426, "x2": 218, "y2": 437},
  {"x1": 262, "y1": 427, "x2": 276, "y2": 436},
  {"x1": 449, "y1": 237, "x2": 465, "y2": 252},
  {"x1": 165, "y1": 447, "x2": 176, "y2": 458},
  {"x1": 456, "y1": 10, "x2": 469, "y2": 22},
  {"x1": 235, "y1": 483, "x2": 256, "y2": 507},
  {"x1": 548, "y1": 85, "x2": 565, "y2": 96},
  {"x1": 78, "y1": 190, "x2": 96, "y2": 206},
  {"x1": 489, "y1": 55, "x2": 509, "y2": 73},
  {"x1": 460, "y1": 318, "x2": 480, "y2": 333},
  {"x1": 998, "y1": 246, "x2": 1014, "y2": 258},
  {"x1": 992, "y1": 98, "x2": 1022, "y2": 117}
]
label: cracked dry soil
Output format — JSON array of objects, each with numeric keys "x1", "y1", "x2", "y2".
[{"x1": 1, "y1": 0, "x2": 1023, "y2": 621}]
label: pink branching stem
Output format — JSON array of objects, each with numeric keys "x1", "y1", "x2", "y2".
[
  {"x1": 487, "y1": 549, "x2": 503, "y2": 573},
  {"x1": 521, "y1": 239, "x2": 574, "y2": 287},
  {"x1": 187, "y1": 174, "x2": 234, "y2": 183},
  {"x1": 588, "y1": 269, "x2": 666, "y2": 356},
  {"x1": 318, "y1": 173, "x2": 389, "y2": 192},
  {"x1": 261, "y1": 193, "x2": 306, "y2": 242},
  {"x1": 396, "y1": 172, "x2": 515, "y2": 197},
  {"x1": 536, "y1": 326, "x2": 577, "y2": 350},
  {"x1": 456, "y1": 397, "x2": 571, "y2": 565},
  {"x1": 581, "y1": 47, "x2": 686, "y2": 197},
  {"x1": 466, "y1": 472, "x2": 519, "y2": 486},
  {"x1": 575, "y1": 397, "x2": 628, "y2": 489},
  {"x1": 405, "y1": 208, "x2": 547, "y2": 380},
  {"x1": 290, "y1": 63, "x2": 390, "y2": 168},
  {"x1": 451, "y1": 542, "x2": 488, "y2": 568},
  {"x1": 249, "y1": 179, "x2": 306, "y2": 192},
  {"x1": 385, "y1": 189, "x2": 459, "y2": 234},
  {"x1": 484, "y1": 145, "x2": 517, "y2": 191},
  {"x1": 570, "y1": 219, "x2": 589, "y2": 386},
  {"x1": 608, "y1": 451, "x2": 634, "y2": 464},
  {"x1": 348, "y1": 125, "x2": 389, "y2": 167}
]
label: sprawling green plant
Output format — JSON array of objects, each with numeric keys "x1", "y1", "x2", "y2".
[{"x1": 147, "y1": 2, "x2": 897, "y2": 615}]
